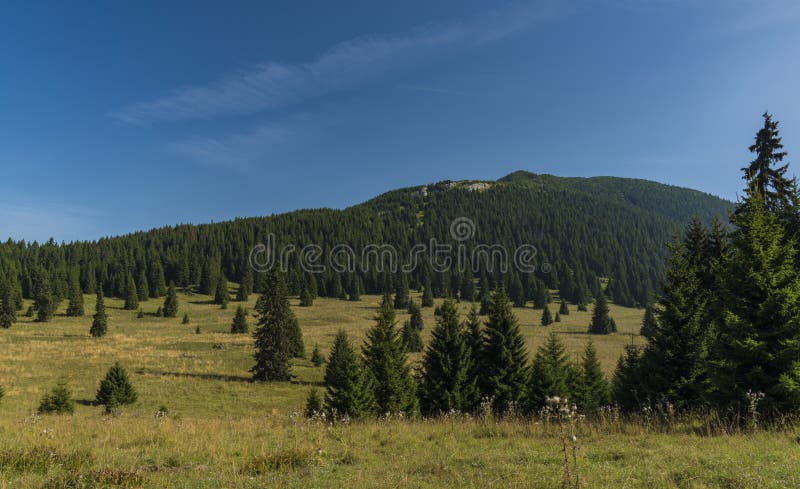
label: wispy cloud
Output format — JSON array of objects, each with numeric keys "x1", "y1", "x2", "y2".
[{"x1": 113, "y1": 2, "x2": 560, "y2": 126}]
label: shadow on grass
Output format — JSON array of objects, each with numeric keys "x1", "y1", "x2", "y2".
[
  {"x1": 75, "y1": 399, "x2": 97, "y2": 406},
  {"x1": 136, "y1": 368, "x2": 253, "y2": 383}
]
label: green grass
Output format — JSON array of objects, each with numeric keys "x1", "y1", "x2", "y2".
[{"x1": 1, "y1": 291, "x2": 797, "y2": 488}]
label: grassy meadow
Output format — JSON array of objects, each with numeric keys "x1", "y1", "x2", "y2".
[{"x1": 1, "y1": 290, "x2": 798, "y2": 488}]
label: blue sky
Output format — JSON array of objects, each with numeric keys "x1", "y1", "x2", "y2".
[{"x1": 1, "y1": 0, "x2": 799, "y2": 242}]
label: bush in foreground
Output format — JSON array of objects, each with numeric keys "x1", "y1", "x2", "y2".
[{"x1": 38, "y1": 383, "x2": 75, "y2": 414}]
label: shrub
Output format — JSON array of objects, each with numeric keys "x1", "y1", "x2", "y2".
[
  {"x1": 38, "y1": 383, "x2": 75, "y2": 414},
  {"x1": 305, "y1": 388, "x2": 323, "y2": 418},
  {"x1": 310, "y1": 344, "x2": 324, "y2": 367}
]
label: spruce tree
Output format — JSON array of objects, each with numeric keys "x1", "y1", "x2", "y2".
[
  {"x1": 714, "y1": 191, "x2": 800, "y2": 414},
  {"x1": 237, "y1": 267, "x2": 253, "y2": 302},
  {"x1": 348, "y1": 275, "x2": 363, "y2": 302},
  {"x1": 612, "y1": 344, "x2": 644, "y2": 412},
  {"x1": 324, "y1": 330, "x2": 375, "y2": 419},
  {"x1": 480, "y1": 289, "x2": 529, "y2": 413},
  {"x1": 588, "y1": 293, "x2": 615, "y2": 334},
  {"x1": 400, "y1": 320, "x2": 423, "y2": 353},
  {"x1": 642, "y1": 223, "x2": 714, "y2": 410},
  {"x1": 96, "y1": 362, "x2": 137, "y2": 406},
  {"x1": 421, "y1": 279, "x2": 434, "y2": 307},
  {"x1": 420, "y1": 298, "x2": 477, "y2": 415},
  {"x1": 362, "y1": 294, "x2": 417, "y2": 415},
  {"x1": 38, "y1": 382, "x2": 75, "y2": 414},
  {"x1": 640, "y1": 304, "x2": 657, "y2": 338},
  {"x1": 215, "y1": 276, "x2": 230, "y2": 309},
  {"x1": 541, "y1": 305, "x2": 553, "y2": 326},
  {"x1": 0, "y1": 281, "x2": 16, "y2": 328},
  {"x1": 90, "y1": 291, "x2": 107, "y2": 338},
  {"x1": 137, "y1": 270, "x2": 149, "y2": 302},
  {"x1": 251, "y1": 271, "x2": 301, "y2": 381},
  {"x1": 559, "y1": 299, "x2": 570, "y2": 315},
  {"x1": 162, "y1": 282, "x2": 179, "y2": 318},
  {"x1": 123, "y1": 272, "x2": 138, "y2": 310},
  {"x1": 311, "y1": 344, "x2": 325, "y2": 367},
  {"x1": 575, "y1": 340, "x2": 610, "y2": 415},
  {"x1": 527, "y1": 332, "x2": 570, "y2": 412},
  {"x1": 305, "y1": 388, "x2": 323, "y2": 418},
  {"x1": 66, "y1": 270, "x2": 84, "y2": 317},
  {"x1": 299, "y1": 282, "x2": 314, "y2": 307},
  {"x1": 33, "y1": 268, "x2": 53, "y2": 323},
  {"x1": 149, "y1": 259, "x2": 167, "y2": 298},
  {"x1": 230, "y1": 305, "x2": 249, "y2": 334},
  {"x1": 407, "y1": 300, "x2": 424, "y2": 330},
  {"x1": 182, "y1": 312, "x2": 190, "y2": 324},
  {"x1": 394, "y1": 274, "x2": 410, "y2": 309},
  {"x1": 554, "y1": 311, "x2": 561, "y2": 322}
]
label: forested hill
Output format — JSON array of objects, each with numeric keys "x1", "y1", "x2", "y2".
[{"x1": 0, "y1": 171, "x2": 731, "y2": 312}]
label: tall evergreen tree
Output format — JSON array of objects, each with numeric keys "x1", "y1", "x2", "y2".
[
  {"x1": 237, "y1": 266, "x2": 253, "y2": 302},
  {"x1": 400, "y1": 320, "x2": 423, "y2": 353},
  {"x1": 0, "y1": 280, "x2": 16, "y2": 328},
  {"x1": 588, "y1": 293, "x2": 616, "y2": 334},
  {"x1": 527, "y1": 332, "x2": 570, "y2": 412},
  {"x1": 348, "y1": 275, "x2": 363, "y2": 302},
  {"x1": 66, "y1": 270, "x2": 84, "y2": 317},
  {"x1": 162, "y1": 282, "x2": 179, "y2": 318},
  {"x1": 559, "y1": 298, "x2": 570, "y2": 315},
  {"x1": 541, "y1": 304, "x2": 553, "y2": 326},
  {"x1": 421, "y1": 278, "x2": 434, "y2": 307},
  {"x1": 299, "y1": 282, "x2": 314, "y2": 307},
  {"x1": 394, "y1": 274, "x2": 410, "y2": 309},
  {"x1": 640, "y1": 304, "x2": 657, "y2": 338},
  {"x1": 215, "y1": 276, "x2": 230, "y2": 309},
  {"x1": 230, "y1": 305, "x2": 249, "y2": 334},
  {"x1": 480, "y1": 289, "x2": 529, "y2": 413},
  {"x1": 33, "y1": 267, "x2": 54, "y2": 322},
  {"x1": 148, "y1": 259, "x2": 167, "y2": 298},
  {"x1": 420, "y1": 298, "x2": 477, "y2": 415},
  {"x1": 137, "y1": 270, "x2": 149, "y2": 302},
  {"x1": 362, "y1": 294, "x2": 417, "y2": 415},
  {"x1": 463, "y1": 304, "x2": 484, "y2": 410},
  {"x1": 713, "y1": 191, "x2": 800, "y2": 414},
  {"x1": 123, "y1": 272, "x2": 138, "y2": 310},
  {"x1": 407, "y1": 300, "x2": 424, "y2": 330},
  {"x1": 575, "y1": 340, "x2": 610, "y2": 415},
  {"x1": 324, "y1": 330, "x2": 375, "y2": 419},
  {"x1": 90, "y1": 291, "x2": 107, "y2": 337},
  {"x1": 612, "y1": 344, "x2": 645, "y2": 412},
  {"x1": 251, "y1": 271, "x2": 303, "y2": 381}
]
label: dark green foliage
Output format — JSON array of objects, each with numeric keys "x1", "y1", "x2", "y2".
[
  {"x1": 612, "y1": 344, "x2": 645, "y2": 412},
  {"x1": 324, "y1": 330, "x2": 375, "y2": 419},
  {"x1": 577, "y1": 302, "x2": 587, "y2": 312},
  {"x1": 541, "y1": 305, "x2": 553, "y2": 326},
  {"x1": 587, "y1": 293, "x2": 615, "y2": 334},
  {"x1": 195, "y1": 325, "x2": 201, "y2": 334},
  {"x1": 641, "y1": 219, "x2": 716, "y2": 409},
  {"x1": 149, "y1": 259, "x2": 167, "y2": 298},
  {"x1": 251, "y1": 272, "x2": 302, "y2": 381},
  {"x1": 299, "y1": 283, "x2": 313, "y2": 307},
  {"x1": 348, "y1": 276, "x2": 363, "y2": 301},
  {"x1": 393, "y1": 275, "x2": 410, "y2": 310},
  {"x1": 510, "y1": 275, "x2": 526, "y2": 308},
  {"x1": 310, "y1": 344, "x2": 324, "y2": 367},
  {"x1": 96, "y1": 362, "x2": 137, "y2": 407},
  {"x1": 713, "y1": 191, "x2": 800, "y2": 414},
  {"x1": 362, "y1": 294, "x2": 417, "y2": 415},
  {"x1": 575, "y1": 341, "x2": 610, "y2": 415},
  {"x1": 230, "y1": 305, "x2": 249, "y2": 334},
  {"x1": 215, "y1": 276, "x2": 230, "y2": 309},
  {"x1": 554, "y1": 311, "x2": 561, "y2": 322},
  {"x1": 420, "y1": 298, "x2": 478, "y2": 415},
  {"x1": 137, "y1": 270, "x2": 149, "y2": 302},
  {"x1": 123, "y1": 272, "x2": 138, "y2": 310},
  {"x1": 480, "y1": 289, "x2": 529, "y2": 414},
  {"x1": 38, "y1": 383, "x2": 75, "y2": 414},
  {"x1": 400, "y1": 320, "x2": 423, "y2": 353},
  {"x1": 305, "y1": 388, "x2": 323, "y2": 418},
  {"x1": 162, "y1": 282, "x2": 178, "y2": 318},
  {"x1": 640, "y1": 305, "x2": 656, "y2": 338},
  {"x1": 407, "y1": 300, "x2": 424, "y2": 330},
  {"x1": 90, "y1": 291, "x2": 107, "y2": 338},
  {"x1": 65, "y1": 271, "x2": 84, "y2": 317},
  {"x1": 421, "y1": 279, "x2": 434, "y2": 307},
  {"x1": 559, "y1": 299, "x2": 569, "y2": 315},
  {"x1": 527, "y1": 333, "x2": 569, "y2": 412},
  {"x1": 0, "y1": 282, "x2": 16, "y2": 328},
  {"x1": 155, "y1": 306, "x2": 163, "y2": 317},
  {"x1": 182, "y1": 312, "x2": 190, "y2": 325},
  {"x1": 741, "y1": 112, "x2": 797, "y2": 217},
  {"x1": 32, "y1": 268, "x2": 54, "y2": 323},
  {"x1": 237, "y1": 267, "x2": 253, "y2": 302}
]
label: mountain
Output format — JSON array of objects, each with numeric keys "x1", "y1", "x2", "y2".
[{"x1": 0, "y1": 172, "x2": 732, "y2": 309}]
